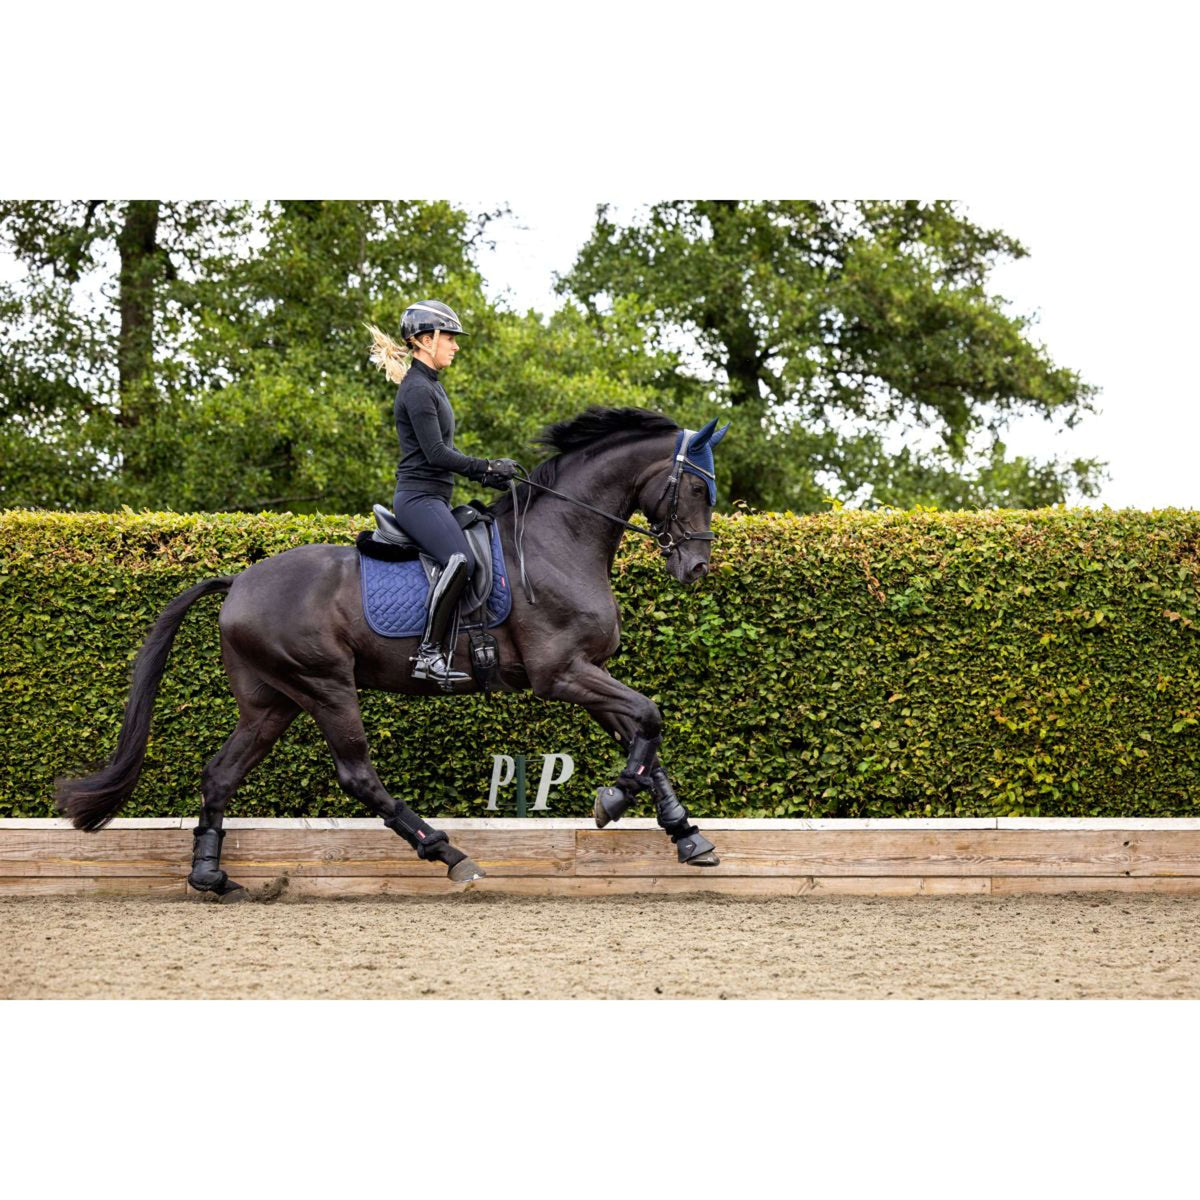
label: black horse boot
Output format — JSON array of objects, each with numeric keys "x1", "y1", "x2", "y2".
[
  {"x1": 187, "y1": 826, "x2": 249, "y2": 899},
  {"x1": 411, "y1": 553, "x2": 471, "y2": 691}
]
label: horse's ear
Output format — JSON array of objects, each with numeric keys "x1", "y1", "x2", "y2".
[
  {"x1": 710, "y1": 422, "x2": 730, "y2": 448},
  {"x1": 688, "y1": 419, "x2": 719, "y2": 452}
]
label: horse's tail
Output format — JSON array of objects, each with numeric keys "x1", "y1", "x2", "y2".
[{"x1": 55, "y1": 576, "x2": 235, "y2": 831}]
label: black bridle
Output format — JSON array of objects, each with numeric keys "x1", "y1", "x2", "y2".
[{"x1": 507, "y1": 428, "x2": 716, "y2": 603}]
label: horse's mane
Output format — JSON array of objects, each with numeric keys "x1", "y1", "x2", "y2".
[
  {"x1": 536, "y1": 406, "x2": 680, "y2": 455},
  {"x1": 490, "y1": 407, "x2": 680, "y2": 514}
]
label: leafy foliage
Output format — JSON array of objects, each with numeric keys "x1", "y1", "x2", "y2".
[
  {"x1": 4, "y1": 198, "x2": 1104, "y2": 518},
  {"x1": 0, "y1": 200, "x2": 674, "y2": 516},
  {"x1": 4, "y1": 508, "x2": 1200, "y2": 820},
  {"x1": 562, "y1": 201, "x2": 1104, "y2": 511}
]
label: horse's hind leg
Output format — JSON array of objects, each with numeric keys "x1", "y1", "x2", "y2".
[
  {"x1": 303, "y1": 684, "x2": 484, "y2": 884},
  {"x1": 189, "y1": 685, "x2": 300, "y2": 901}
]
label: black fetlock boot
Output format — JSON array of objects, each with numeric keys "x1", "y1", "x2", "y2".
[
  {"x1": 187, "y1": 826, "x2": 248, "y2": 899},
  {"x1": 649, "y1": 767, "x2": 719, "y2": 866},
  {"x1": 384, "y1": 807, "x2": 486, "y2": 884},
  {"x1": 594, "y1": 783, "x2": 638, "y2": 827},
  {"x1": 594, "y1": 734, "x2": 659, "y2": 827},
  {"x1": 411, "y1": 553, "x2": 471, "y2": 691}
]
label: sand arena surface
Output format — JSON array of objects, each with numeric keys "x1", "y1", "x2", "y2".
[{"x1": 4, "y1": 892, "x2": 1200, "y2": 999}]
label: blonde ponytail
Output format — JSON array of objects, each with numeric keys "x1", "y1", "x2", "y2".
[{"x1": 365, "y1": 322, "x2": 412, "y2": 384}]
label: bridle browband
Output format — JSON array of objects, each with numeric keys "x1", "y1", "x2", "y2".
[{"x1": 507, "y1": 428, "x2": 715, "y2": 603}]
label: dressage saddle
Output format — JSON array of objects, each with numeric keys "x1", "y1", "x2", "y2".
[{"x1": 364, "y1": 502, "x2": 498, "y2": 621}]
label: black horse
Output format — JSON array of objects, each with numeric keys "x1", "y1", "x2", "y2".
[{"x1": 56, "y1": 408, "x2": 730, "y2": 898}]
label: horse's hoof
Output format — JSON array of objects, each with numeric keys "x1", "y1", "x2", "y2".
[
  {"x1": 219, "y1": 883, "x2": 254, "y2": 902},
  {"x1": 595, "y1": 785, "x2": 632, "y2": 828},
  {"x1": 676, "y1": 832, "x2": 719, "y2": 867},
  {"x1": 594, "y1": 793, "x2": 612, "y2": 828},
  {"x1": 449, "y1": 858, "x2": 486, "y2": 884}
]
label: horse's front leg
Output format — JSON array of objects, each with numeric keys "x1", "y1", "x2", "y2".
[
  {"x1": 534, "y1": 660, "x2": 719, "y2": 867},
  {"x1": 598, "y1": 744, "x2": 719, "y2": 867},
  {"x1": 645, "y1": 765, "x2": 719, "y2": 867}
]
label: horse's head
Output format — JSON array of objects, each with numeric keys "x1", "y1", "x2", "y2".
[{"x1": 649, "y1": 419, "x2": 731, "y2": 585}]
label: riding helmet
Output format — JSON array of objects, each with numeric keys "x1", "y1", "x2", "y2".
[{"x1": 401, "y1": 300, "x2": 466, "y2": 342}]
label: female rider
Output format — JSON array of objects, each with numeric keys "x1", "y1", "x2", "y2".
[{"x1": 367, "y1": 300, "x2": 517, "y2": 688}]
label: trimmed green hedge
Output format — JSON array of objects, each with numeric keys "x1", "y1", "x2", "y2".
[{"x1": 3, "y1": 507, "x2": 1200, "y2": 820}]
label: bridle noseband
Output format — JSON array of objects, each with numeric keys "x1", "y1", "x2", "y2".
[{"x1": 507, "y1": 428, "x2": 715, "y2": 603}]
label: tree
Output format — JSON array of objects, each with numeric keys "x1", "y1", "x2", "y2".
[
  {"x1": 0, "y1": 199, "x2": 249, "y2": 508},
  {"x1": 445, "y1": 297, "x2": 683, "y2": 495},
  {"x1": 561, "y1": 201, "x2": 1103, "y2": 511},
  {"x1": 151, "y1": 200, "x2": 497, "y2": 513},
  {"x1": 0, "y1": 201, "x2": 498, "y2": 513}
]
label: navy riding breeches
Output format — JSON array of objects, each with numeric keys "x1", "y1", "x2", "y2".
[{"x1": 391, "y1": 490, "x2": 475, "y2": 577}]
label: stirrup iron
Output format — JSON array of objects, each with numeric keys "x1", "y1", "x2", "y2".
[{"x1": 411, "y1": 646, "x2": 470, "y2": 690}]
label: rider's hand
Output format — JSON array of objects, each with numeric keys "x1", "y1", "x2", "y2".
[{"x1": 482, "y1": 458, "x2": 518, "y2": 490}]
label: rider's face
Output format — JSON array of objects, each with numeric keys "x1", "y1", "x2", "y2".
[{"x1": 417, "y1": 331, "x2": 459, "y2": 370}]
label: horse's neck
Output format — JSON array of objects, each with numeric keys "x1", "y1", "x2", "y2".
[
  {"x1": 559, "y1": 436, "x2": 672, "y2": 564},
  {"x1": 587, "y1": 438, "x2": 666, "y2": 511}
]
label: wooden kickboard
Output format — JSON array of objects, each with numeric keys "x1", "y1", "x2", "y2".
[{"x1": 5, "y1": 822, "x2": 1200, "y2": 896}]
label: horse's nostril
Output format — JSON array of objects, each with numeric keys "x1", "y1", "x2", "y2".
[{"x1": 690, "y1": 562, "x2": 709, "y2": 580}]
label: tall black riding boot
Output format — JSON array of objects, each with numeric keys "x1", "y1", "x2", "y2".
[{"x1": 411, "y1": 553, "x2": 471, "y2": 690}]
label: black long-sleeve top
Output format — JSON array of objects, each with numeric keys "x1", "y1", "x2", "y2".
[{"x1": 393, "y1": 359, "x2": 489, "y2": 499}]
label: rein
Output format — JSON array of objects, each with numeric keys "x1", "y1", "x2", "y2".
[{"x1": 506, "y1": 429, "x2": 716, "y2": 604}]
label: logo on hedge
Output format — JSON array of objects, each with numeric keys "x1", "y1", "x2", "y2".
[{"x1": 487, "y1": 753, "x2": 574, "y2": 815}]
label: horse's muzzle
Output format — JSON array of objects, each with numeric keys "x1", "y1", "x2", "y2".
[{"x1": 669, "y1": 556, "x2": 709, "y2": 584}]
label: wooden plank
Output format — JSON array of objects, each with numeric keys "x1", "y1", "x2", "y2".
[
  {"x1": 575, "y1": 829, "x2": 1131, "y2": 877},
  {"x1": 215, "y1": 828, "x2": 576, "y2": 877},
  {"x1": 14, "y1": 824, "x2": 1200, "y2": 890},
  {"x1": 267, "y1": 875, "x2": 992, "y2": 898},
  {"x1": 0, "y1": 830, "x2": 192, "y2": 876},
  {"x1": 999, "y1": 818, "x2": 1200, "y2": 830},
  {"x1": 1127, "y1": 831, "x2": 1200, "y2": 876},
  {"x1": 0, "y1": 827, "x2": 1144, "y2": 880},
  {"x1": 0, "y1": 827, "x2": 575, "y2": 877},
  {"x1": 0, "y1": 818, "x2": 187, "y2": 830},
  {"x1": 18, "y1": 873, "x2": 1200, "y2": 898},
  {"x1": 0, "y1": 877, "x2": 186, "y2": 897}
]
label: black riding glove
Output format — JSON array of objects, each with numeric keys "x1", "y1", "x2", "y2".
[{"x1": 481, "y1": 458, "x2": 518, "y2": 490}]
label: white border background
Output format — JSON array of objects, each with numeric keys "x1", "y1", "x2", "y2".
[{"x1": 3, "y1": 2, "x2": 1197, "y2": 1193}]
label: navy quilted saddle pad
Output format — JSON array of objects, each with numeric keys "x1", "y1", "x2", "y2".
[{"x1": 359, "y1": 521, "x2": 511, "y2": 638}]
